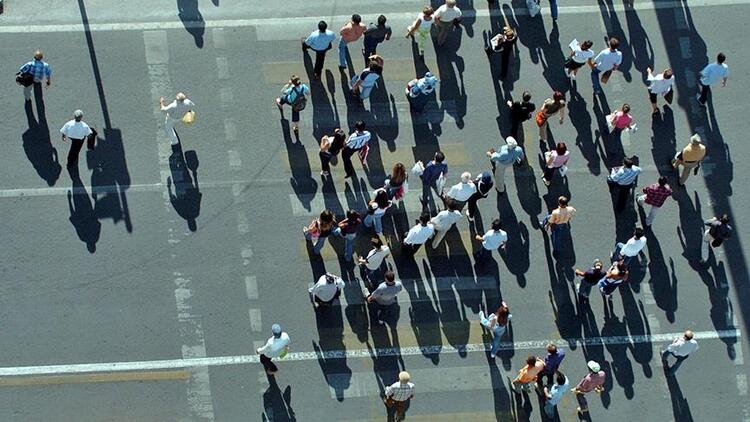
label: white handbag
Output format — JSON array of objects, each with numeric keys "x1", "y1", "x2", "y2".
[{"x1": 411, "y1": 161, "x2": 425, "y2": 176}]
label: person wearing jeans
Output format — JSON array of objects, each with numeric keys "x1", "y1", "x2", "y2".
[
  {"x1": 363, "y1": 188, "x2": 391, "y2": 236},
  {"x1": 333, "y1": 210, "x2": 361, "y2": 262},
  {"x1": 589, "y1": 37, "x2": 622, "y2": 95},
  {"x1": 338, "y1": 14, "x2": 365, "y2": 69},
  {"x1": 478, "y1": 302, "x2": 510, "y2": 358},
  {"x1": 540, "y1": 195, "x2": 576, "y2": 254},
  {"x1": 696, "y1": 52, "x2": 728, "y2": 106}
]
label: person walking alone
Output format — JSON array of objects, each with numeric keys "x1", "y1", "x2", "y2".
[
  {"x1": 589, "y1": 37, "x2": 622, "y2": 95},
  {"x1": 18, "y1": 50, "x2": 53, "y2": 102},
  {"x1": 661, "y1": 330, "x2": 699, "y2": 375},
  {"x1": 276, "y1": 75, "x2": 310, "y2": 139},
  {"x1": 488, "y1": 136, "x2": 524, "y2": 194},
  {"x1": 302, "y1": 21, "x2": 336, "y2": 80},
  {"x1": 59, "y1": 109, "x2": 94, "y2": 168},
  {"x1": 338, "y1": 14, "x2": 366, "y2": 69},
  {"x1": 700, "y1": 214, "x2": 732, "y2": 265},
  {"x1": 434, "y1": 0, "x2": 462, "y2": 47},
  {"x1": 478, "y1": 301, "x2": 511, "y2": 358},
  {"x1": 160, "y1": 92, "x2": 195, "y2": 146},
  {"x1": 507, "y1": 92, "x2": 536, "y2": 138},
  {"x1": 256, "y1": 324, "x2": 291, "y2": 375},
  {"x1": 539, "y1": 195, "x2": 576, "y2": 255},
  {"x1": 363, "y1": 15, "x2": 392, "y2": 59},
  {"x1": 646, "y1": 67, "x2": 674, "y2": 115},
  {"x1": 696, "y1": 52, "x2": 728, "y2": 107},
  {"x1": 672, "y1": 134, "x2": 706, "y2": 187},
  {"x1": 637, "y1": 176, "x2": 672, "y2": 227},
  {"x1": 572, "y1": 361, "x2": 606, "y2": 414},
  {"x1": 383, "y1": 371, "x2": 415, "y2": 422}
]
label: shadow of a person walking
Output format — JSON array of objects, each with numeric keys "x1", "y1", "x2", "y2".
[
  {"x1": 261, "y1": 374, "x2": 296, "y2": 422},
  {"x1": 177, "y1": 0, "x2": 205, "y2": 48},
  {"x1": 168, "y1": 145, "x2": 202, "y2": 231},
  {"x1": 22, "y1": 95, "x2": 61, "y2": 186},
  {"x1": 67, "y1": 167, "x2": 101, "y2": 253}
]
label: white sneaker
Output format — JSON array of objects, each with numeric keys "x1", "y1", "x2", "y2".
[{"x1": 479, "y1": 310, "x2": 486, "y2": 321}]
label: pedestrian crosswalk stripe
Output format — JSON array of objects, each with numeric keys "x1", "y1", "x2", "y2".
[{"x1": 263, "y1": 58, "x2": 439, "y2": 85}]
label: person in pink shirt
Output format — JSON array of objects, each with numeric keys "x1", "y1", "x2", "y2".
[
  {"x1": 572, "y1": 360, "x2": 606, "y2": 414},
  {"x1": 339, "y1": 14, "x2": 366, "y2": 69},
  {"x1": 607, "y1": 103, "x2": 635, "y2": 132},
  {"x1": 541, "y1": 142, "x2": 570, "y2": 187}
]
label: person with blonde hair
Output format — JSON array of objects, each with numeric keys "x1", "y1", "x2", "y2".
[
  {"x1": 384, "y1": 371, "x2": 415, "y2": 421},
  {"x1": 159, "y1": 91, "x2": 195, "y2": 145},
  {"x1": 405, "y1": 6, "x2": 434, "y2": 57}
]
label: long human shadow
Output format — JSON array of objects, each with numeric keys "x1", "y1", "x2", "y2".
[
  {"x1": 300, "y1": 58, "x2": 340, "y2": 141},
  {"x1": 624, "y1": 4, "x2": 654, "y2": 84},
  {"x1": 22, "y1": 97, "x2": 61, "y2": 186},
  {"x1": 496, "y1": 193, "x2": 530, "y2": 286},
  {"x1": 167, "y1": 143, "x2": 202, "y2": 231},
  {"x1": 643, "y1": 230, "x2": 677, "y2": 322},
  {"x1": 568, "y1": 88, "x2": 602, "y2": 176},
  {"x1": 649, "y1": 105, "x2": 678, "y2": 184},
  {"x1": 596, "y1": 0, "x2": 632, "y2": 82},
  {"x1": 434, "y1": 32, "x2": 468, "y2": 129},
  {"x1": 694, "y1": 262, "x2": 739, "y2": 359},
  {"x1": 620, "y1": 289, "x2": 653, "y2": 383},
  {"x1": 399, "y1": 261, "x2": 443, "y2": 364},
  {"x1": 538, "y1": 22, "x2": 568, "y2": 93},
  {"x1": 654, "y1": 0, "x2": 749, "y2": 349},
  {"x1": 665, "y1": 370, "x2": 694, "y2": 422},
  {"x1": 67, "y1": 167, "x2": 101, "y2": 253},
  {"x1": 488, "y1": 359, "x2": 514, "y2": 421},
  {"x1": 79, "y1": 0, "x2": 133, "y2": 233},
  {"x1": 369, "y1": 78, "x2": 399, "y2": 152},
  {"x1": 176, "y1": 0, "x2": 205, "y2": 48},
  {"x1": 600, "y1": 301, "x2": 634, "y2": 402},
  {"x1": 261, "y1": 374, "x2": 296, "y2": 422},
  {"x1": 312, "y1": 301, "x2": 352, "y2": 402},
  {"x1": 281, "y1": 118, "x2": 318, "y2": 211}
]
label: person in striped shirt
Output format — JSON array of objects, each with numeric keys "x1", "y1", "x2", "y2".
[
  {"x1": 384, "y1": 371, "x2": 415, "y2": 421},
  {"x1": 18, "y1": 49, "x2": 52, "y2": 101},
  {"x1": 341, "y1": 120, "x2": 371, "y2": 178}
]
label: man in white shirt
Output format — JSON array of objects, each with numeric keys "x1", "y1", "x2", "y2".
[
  {"x1": 474, "y1": 218, "x2": 507, "y2": 263},
  {"x1": 434, "y1": 0, "x2": 462, "y2": 46},
  {"x1": 646, "y1": 67, "x2": 674, "y2": 114},
  {"x1": 442, "y1": 171, "x2": 476, "y2": 211},
  {"x1": 358, "y1": 236, "x2": 391, "y2": 289},
  {"x1": 589, "y1": 37, "x2": 622, "y2": 95},
  {"x1": 697, "y1": 52, "x2": 729, "y2": 106},
  {"x1": 256, "y1": 324, "x2": 291, "y2": 375},
  {"x1": 611, "y1": 227, "x2": 646, "y2": 267},
  {"x1": 60, "y1": 109, "x2": 94, "y2": 168},
  {"x1": 661, "y1": 330, "x2": 698, "y2": 375},
  {"x1": 309, "y1": 273, "x2": 345, "y2": 308},
  {"x1": 430, "y1": 200, "x2": 462, "y2": 248},
  {"x1": 367, "y1": 271, "x2": 403, "y2": 325},
  {"x1": 402, "y1": 214, "x2": 435, "y2": 256},
  {"x1": 159, "y1": 92, "x2": 195, "y2": 146},
  {"x1": 384, "y1": 371, "x2": 415, "y2": 421}
]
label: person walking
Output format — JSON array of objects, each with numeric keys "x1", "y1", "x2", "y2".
[
  {"x1": 342, "y1": 121, "x2": 372, "y2": 179},
  {"x1": 611, "y1": 227, "x2": 647, "y2": 267},
  {"x1": 59, "y1": 109, "x2": 94, "y2": 168},
  {"x1": 485, "y1": 26, "x2": 517, "y2": 80},
  {"x1": 18, "y1": 50, "x2": 53, "y2": 102},
  {"x1": 589, "y1": 37, "x2": 622, "y2": 95},
  {"x1": 402, "y1": 214, "x2": 435, "y2": 257},
  {"x1": 488, "y1": 136, "x2": 524, "y2": 194},
  {"x1": 607, "y1": 156, "x2": 642, "y2": 212},
  {"x1": 256, "y1": 324, "x2": 291, "y2": 375},
  {"x1": 363, "y1": 15, "x2": 392, "y2": 58},
  {"x1": 537, "y1": 343, "x2": 565, "y2": 388},
  {"x1": 434, "y1": 0, "x2": 463, "y2": 47},
  {"x1": 572, "y1": 360, "x2": 606, "y2": 414},
  {"x1": 276, "y1": 75, "x2": 310, "y2": 139},
  {"x1": 406, "y1": 72, "x2": 439, "y2": 113},
  {"x1": 367, "y1": 270, "x2": 403, "y2": 326},
  {"x1": 333, "y1": 209, "x2": 362, "y2": 262},
  {"x1": 419, "y1": 151, "x2": 448, "y2": 205},
  {"x1": 474, "y1": 218, "x2": 507, "y2": 263},
  {"x1": 383, "y1": 371, "x2": 415, "y2": 421},
  {"x1": 606, "y1": 103, "x2": 636, "y2": 133},
  {"x1": 574, "y1": 259, "x2": 605, "y2": 305},
  {"x1": 672, "y1": 134, "x2": 706, "y2": 187},
  {"x1": 637, "y1": 176, "x2": 673, "y2": 227},
  {"x1": 442, "y1": 172, "x2": 476, "y2": 211},
  {"x1": 541, "y1": 142, "x2": 570, "y2": 187},
  {"x1": 160, "y1": 92, "x2": 195, "y2": 146},
  {"x1": 537, "y1": 91, "x2": 566, "y2": 146},
  {"x1": 646, "y1": 67, "x2": 675, "y2": 115},
  {"x1": 384, "y1": 163, "x2": 408, "y2": 200},
  {"x1": 430, "y1": 200, "x2": 462, "y2": 248},
  {"x1": 465, "y1": 171, "x2": 493, "y2": 222},
  {"x1": 478, "y1": 301, "x2": 511, "y2": 358},
  {"x1": 358, "y1": 236, "x2": 391, "y2": 289},
  {"x1": 597, "y1": 260, "x2": 630, "y2": 298},
  {"x1": 405, "y1": 6, "x2": 435, "y2": 58},
  {"x1": 338, "y1": 14, "x2": 366, "y2": 69},
  {"x1": 696, "y1": 52, "x2": 728, "y2": 107},
  {"x1": 363, "y1": 188, "x2": 392, "y2": 236},
  {"x1": 309, "y1": 273, "x2": 345, "y2": 308},
  {"x1": 511, "y1": 355, "x2": 545, "y2": 394},
  {"x1": 350, "y1": 59, "x2": 383, "y2": 101},
  {"x1": 318, "y1": 128, "x2": 346, "y2": 177},
  {"x1": 543, "y1": 371, "x2": 569, "y2": 419},
  {"x1": 539, "y1": 195, "x2": 576, "y2": 255},
  {"x1": 507, "y1": 92, "x2": 536, "y2": 138},
  {"x1": 564, "y1": 39, "x2": 594, "y2": 80},
  {"x1": 303, "y1": 210, "x2": 337, "y2": 255},
  {"x1": 661, "y1": 330, "x2": 699, "y2": 375},
  {"x1": 302, "y1": 21, "x2": 336, "y2": 80},
  {"x1": 700, "y1": 214, "x2": 733, "y2": 265}
]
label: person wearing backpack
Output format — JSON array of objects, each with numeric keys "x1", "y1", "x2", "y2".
[
  {"x1": 350, "y1": 58, "x2": 382, "y2": 101},
  {"x1": 701, "y1": 214, "x2": 732, "y2": 265},
  {"x1": 276, "y1": 75, "x2": 310, "y2": 138}
]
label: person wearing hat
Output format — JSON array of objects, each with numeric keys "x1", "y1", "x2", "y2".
[
  {"x1": 442, "y1": 171, "x2": 476, "y2": 211},
  {"x1": 159, "y1": 92, "x2": 196, "y2": 146},
  {"x1": 487, "y1": 136, "x2": 524, "y2": 194},
  {"x1": 672, "y1": 134, "x2": 706, "y2": 186},
  {"x1": 256, "y1": 324, "x2": 291, "y2": 375},
  {"x1": 572, "y1": 360, "x2": 606, "y2": 414},
  {"x1": 60, "y1": 109, "x2": 94, "y2": 168},
  {"x1": 384, "y1": 371, "x2": 415, "y2": 421}
]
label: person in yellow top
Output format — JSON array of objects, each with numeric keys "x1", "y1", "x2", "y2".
[
  {"x1": 540, "y1": 196, "x2": 576, "y2": 256},
  {"x1": 511, "y1": 355, "x2": 545, "y2": 394},
  {"x1": 339, "y1": 14, "x2": 366, "y2": 69},
  {"x1": 672, "y1": 134, "x2": 706, "y2": 186}
]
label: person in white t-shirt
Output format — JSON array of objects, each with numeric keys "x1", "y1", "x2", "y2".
[
  {"x1": 358, "y1": 236, "x2": 391, "y2": 289},
  {"x1": 59, "y1": 109, "x2": 94, "y2": 168},
  {"x1": 646, "y1": 67, "x2": 675, "y2": 114},
  {"x1": 589, "y1": 37, "x2": 622, "y2": 95},
  {"x1": 696, "y1": 52, "x2": 729, "y2": 106},
  {"x1": 434, "y1": 0, "x2": 462, "y2": 46},
  {"x1": 564, "y1": 39, "x2": 594, "y2": 80},
  {"x1": 159, "y1": 92, "x2": 196, "y2": 146},
  {"x1": 661, "y1": 330, "x2": 698, "y2": 375},
  {"x1": 309, "y1": 273, "x2": 345, "y2": 308},
  {"x1": 256, "y1": 324, "x2": 291, "y2": 375}
]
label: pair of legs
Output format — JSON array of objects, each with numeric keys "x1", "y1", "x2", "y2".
[
  {"x1": 259, "y1": 354, "x2": 278, "y2": 375},
  {"x1": 436, "y1": 21, "x2": 454, "y2": 46},
  {"x1": 479, "y1": 314, "x2": 506, "y2": 357},
  {"x1": 511, "y1": 380, "x2": 535, "y2": 394},
  {"x1": 66, "y1": 136, "x2": 96, "y2": 167},
  {"x1": 673, "y1": 160, "x2": 698, "y2": 185},
  {"x1": 541, "y1": 165, "x2": 560, "y2": 185},
  {"x1": 341, "y1": 146, "x2": 361, "y2": 178},
  {"x1": 636, "y1": 195, "x2": 661, "y2": 226},
  {"x1": 431, "y1": 227, "x2": 452, "y2": 248},
  {"x1": 363, "y1": 212, "x2": 384, "y2": 235},
  {"x1": 301, "y1": 42, "x2": 327, "y2": 78},
  {"x1": 466, "y1": 192, "x2": 487, "y2": 220},
  {"x1": 649, "y1": 90, "x2": 673, "y2": 113},
  {"x1": 164, "y1": 117, "x2": 182, "y2": 146},
  {"x1": 362, "y1": 38, "x2": 382, "y2": 61},
  {"x1": 401, "y1": 240, "x2": 422, "y2": 257},
  {"x1": 305, "y1": 232, "x2": 331, "y2": 255},
  {"x1": 697, "y1": 82, "x2": 710, "y2": 106},
  {"x1": 612, "y1": 183, "x2": 634, "y2": 213},
  {"x1": 661, "y1": 350, "x2": 689, "y2": 374},
  {"x1": 493, "y1": 161, "x2": 513, "y2": 193},
  {"x1": 540, "y1": 218, "x2": 569, "y2": 252},
  {"x1": 276, "y1": 97, "x2": 301, "y2": 134},
  {"x1": 333, "y1": 228, "x2": 356, "y2": 261}
]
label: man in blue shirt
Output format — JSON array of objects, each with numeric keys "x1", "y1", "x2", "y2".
[
  {"x1": 537, "y1": 343, "x2": 565, "y2": 387},
  {"x1": 419, "y1": 151, "x2": 448, "y2": 207},
  {"x1": 18, "y1": 49, "x2": 53, "y2": 101},
  {"x1": 543, "y1": 371, "x2": 570, "y2": 418},
  {"x1": 302, "y1": 21, "x2": 336, "y2": 80},
  {"x1": 607, "y1": 156, "x2": 641, "y2": 213},
  {"x1": 487, "y1": 136, "x2": 524, "y2": 194}
]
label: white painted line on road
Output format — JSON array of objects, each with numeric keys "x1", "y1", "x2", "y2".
[
  {"x1": 212, "y1": 27, "x2": 225, "y2": 50},
  {"x1": 1, "y1": 1, "x2": 747, "y2": 33},
  {"x1": 248, "y1": 309, "x2": 263, "y2": 332},
  {"x1": 245, "y1": 276, "x2": 259, "y2": 300},
  {"x1": 216, "y1": 57, "x2": 229, "y2": 81},
  {"x1": 738, "y1": 374, "x2": 748, "y2": 396},
  {"x1": 0, "y1": 329, "x2": 739, "y2": 377},
  {"x1": 223, "y1": 118, "x2": 237, "y2": 142},
  {"x1": 237, "y1": 211, "x2": 249, "y2": 234},
  {"x1": 228, "y1": 150, "x2": 242, "y2": 168}
]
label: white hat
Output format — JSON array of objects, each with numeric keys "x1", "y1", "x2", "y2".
[
  {"x1": 73, "y1": 109, "x2": 84, "y2": 118},
  {"x1": 460, "y1": 172, "x2": 472, "y2": 183},
  {"x1": 587, "y1": 360, "x2": 601, "y2": 372},
  {"x1": 505, "y1": 136, "x2": 518, "y2": 148},
  {"x1": 690, "y1": 133, "x2": 702, "y2": 144}
]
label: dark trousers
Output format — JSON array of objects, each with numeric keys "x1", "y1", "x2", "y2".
[
  {"x1": 698, "y1": 82, "x2": 710, "y2": 105},
  {"x1": 401, "y1": 241, "x2": 422, "y2": 257},
  {"x1": 500, "y1": 48, "x2": 512, "y2": 80},
  {"x1": 341, "y1": 146, "x2": 360, "y2": 177},
  {"x1": 302, "y1": 43, "x2": 327, "y2": 77},
  {"x1": 662, "y1": 350, "x2": 689, "y2": 374},
  {"x1": 510, "y1": 117, "x2": 522, "y2": 138},
  {"x1": 319, "y1": 150, "x2": 333, "y2": 173},
  {"x1": 363, "y1": 37, "x2": 383, "y2": 58},
  {"x1": 260, "y1": 354, "x2": 278, "y2": 373},
  {"x1": 467, "y1": 192, "x2": 487, "y2": 218},
  {"x1": 613, "y1": 183, "x2": 634, "y2": 212},
  {"x1": 67, "y1": 137, "x2": 95, "y2": 166},
  {"x1": 543, "y1": 166, "x2": 557, "y2": 182}
]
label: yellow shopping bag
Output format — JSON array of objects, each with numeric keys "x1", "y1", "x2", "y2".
[{"x1": 182, "y1": 110, "x2": 196, "y2": 124}]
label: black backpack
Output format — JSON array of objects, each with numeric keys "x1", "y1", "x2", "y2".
[
  {"x1": 15, "y1": 72, "x2": 33, "y2": 87},
  {"x1": 290, "y1": 86, "x2": 307, "y2": 112}
]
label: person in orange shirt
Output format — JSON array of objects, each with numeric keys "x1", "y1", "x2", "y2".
[
  {"x1": 511, "y1": 355, "x2": 545, "y2": 394},
  {"x1": 339, "y1": 14, "x2": 366, "y2": 69}
]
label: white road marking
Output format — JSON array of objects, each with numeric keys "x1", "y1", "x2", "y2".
[
  {"x1": 212, "y1": 27, "x2": 225, "y2": 50},
  {"x1": 215, "y1": 57, "x2": 229, "y2": 81},
  {"x1": 245, "y1": 276, "x2": 259, "y2": 300},
  {"x1": 248, "y1": 309, "x2": 263, "y2": 332},
  {"x1": 237, "y1": 212, "x2": 249, "y2": 234},
  {"x1": 0, "y1": 329, "x2": 739, "y2": 377}
]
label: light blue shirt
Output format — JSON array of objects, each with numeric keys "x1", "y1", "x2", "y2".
[
  {"x1": 700, "y1": 62, "x2": 729, "y2": 86},
  {"x1": 305, "y1": 30, "x2": 336, "y2": 51},
  {"x1": 609, "y1": 165, "x2": 641, "y2": 186},
  {"x1": 547, "y1": 376, "x2": 570, "y2": 406},
  {"x1": 490, "y1": 145, "x2": 524, "y2": 165},
  {"x1": 482, "y1": 229, "x2": 507, "y2": 250}
]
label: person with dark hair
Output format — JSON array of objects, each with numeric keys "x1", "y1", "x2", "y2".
[
  {"x1": 384, "y1": 163, "x2": 408, "y2": 200},
  {"x1": 402, "y1": 214, "x2": 435, "y2": 256},
  {"x1": 318, "y1": 128, "x2": 346, "y2": 177},
  {"x1": 363, "y1": 15, "x2": 392, "y2": 58},
  {"x1": 478, "y1": 301, "x2": 511, "y2": 358},
  {"x1": 474, "y1": 218, "x2": 507, "y2": 263},
  {"x1": 701, "y1": 214, "x2": 732, "y2": 264},
  {"x1": 607, "y1": 156, "x2": 642, "y2": 212},
  {"x1": 647, "y1": 67, "x2": 674, "y2": 115},
  {"x1": 565, "y1": 39, "x2": 594, "y2": 80},
  {"x1": 419, "y1": 151, "x2": 448, "y2": 204},
  {"x1": 597, "y1": 260, "x2": 629, "y2": 298},
  {"x1": 540, "y1": 195, "x2": 576, "y2": 254},
  {"x1": 309, "y1": 273, "x2": 345, "y2": 308},
  {"x1": 485, "y1": 25, "x2": 517, "y2": 80},
  {"x1": 363, "y1": 188, "x2": 392, "y2": 236},
  {"x1": 537, "y1": 91, "x2": 566, "y2": 145},
  {"x1": 367, "y1": 270, "x2": 403, "y2": 326},
  {"x1": 612, "y1": 227, "x2": 647, "y2": 267},
  {"x1": 338, "y1": 14, "x2": 365, "y2": 69},
  {"x1": 696, "y1": 52, "x2": 728, "y2": 106},
  {"x1": 466, "y1": 171, "x2": 493, "y2": 222},
  {"x1": 541, "y1": 142, "x2": 570, "y2": 187},
  {"x1": 537, "y1": 343, "x2": 566, "y2": 388},
  {"x1": 334, "y1": 209, "x2": 362, "y2": 262},
  {"x1": 574, "y1": 259, "x2": 605, "y2": 304},
  {"x1": 543, "y1": 370, "x2": 569, "y2": 418},
  {"x1": 637, "y1": 176, "x2": 672, "y2": 227},
  {"x1": 507, "y1": 91, "x2": 536, "y2": 138},
  {"x1": 276, "y1": 75, "x2": 310, "y2": 138},
  {"x1": 589, "y1": 37, "x2": 622, "y2": 95},
  {"x1": 512, "y1": 355, "x2": 545, "y2": 394},
  {"x1": 341, "y1": 121, "x2": 371, "y2": 178},
  {"x1": 429, "y1": 199, "x2": 462, "y2": 248},
  {"x1": 488, "y1": 136, "x2": 524, "y2": 194},
  {"x1": 301, "y1": 20, "x2": 336, "y2": 79},
  {"x1": 358, "y1": 236, "x2": 391, "y2": 289},
  {"x1": 303, "y1": 209, "x2": 337, "y2": 255}
]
